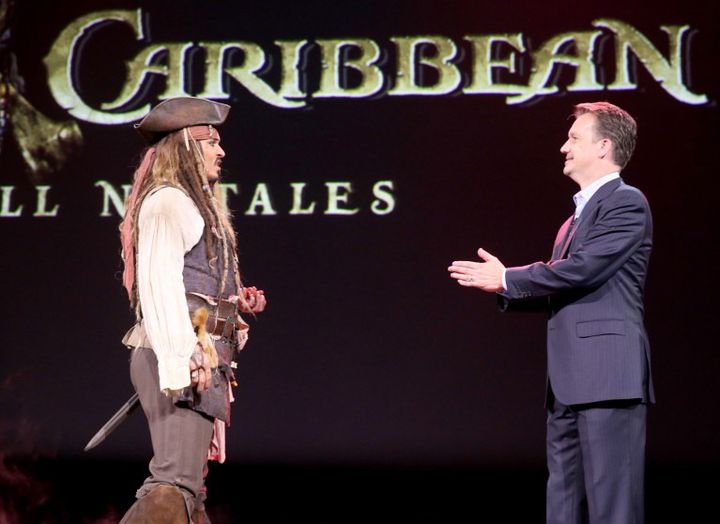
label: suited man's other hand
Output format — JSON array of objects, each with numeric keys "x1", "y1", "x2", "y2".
[{"x1": 448, "y1": 248, "x2": 505, "y2": 292}]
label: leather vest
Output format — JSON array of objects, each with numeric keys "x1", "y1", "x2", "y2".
[{"x1": 175, "y1": 229, "x2": 243, "y2": 423}]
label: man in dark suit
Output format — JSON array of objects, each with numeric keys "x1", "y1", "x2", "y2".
[{"x1": 448, "y1": 102, "x2": 653, "y2": 523}]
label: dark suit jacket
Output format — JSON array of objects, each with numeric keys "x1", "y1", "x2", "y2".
[{"x1": 502, "y1": 177, "x2": 654, "y2": 405}]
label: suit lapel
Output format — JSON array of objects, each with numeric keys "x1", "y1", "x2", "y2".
[
  {"x1": 554, "y1": 177, "x2": 624, "y2": 260},
  {"x1": 576, "y1": 177, "x2": 623, "y2": 227}
]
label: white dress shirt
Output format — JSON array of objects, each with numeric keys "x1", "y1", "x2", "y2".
[{"x1": 572, "y1": 172, "x2": 620, "y2": 219}]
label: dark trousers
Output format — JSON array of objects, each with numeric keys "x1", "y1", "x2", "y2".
[{"x1": 546, "y1": 397, "x2": 646, "y2": 524}]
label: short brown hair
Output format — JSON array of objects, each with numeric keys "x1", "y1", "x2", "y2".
[{"x1": 574, "y1": 102, "x2": 637, "y2": 169}]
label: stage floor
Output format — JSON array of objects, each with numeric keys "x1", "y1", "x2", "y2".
[{"x1": 1, "y1": 459, "x2": 714, "y2": 522}]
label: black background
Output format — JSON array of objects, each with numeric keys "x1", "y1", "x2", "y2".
[{"x1": 1, "y1": 1, "x2": 718, "y2": 521}]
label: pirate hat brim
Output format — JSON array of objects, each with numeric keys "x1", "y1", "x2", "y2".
[{"x1": 134, "y1": 97, "x2": 230, "y2": 143}]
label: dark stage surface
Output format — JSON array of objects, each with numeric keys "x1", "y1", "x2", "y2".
[
  {"x1": 2, "y1": 0, "x2": 720, "y2": 521},
  {"x1": 2, "y1": 459, "x2": 717, "y2": 523}
]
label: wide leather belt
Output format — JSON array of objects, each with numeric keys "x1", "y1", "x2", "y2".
[{"x1": 186, "y1": 293, "x2": 239, "y2": 340}]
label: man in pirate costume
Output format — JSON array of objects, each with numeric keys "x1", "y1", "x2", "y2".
[{"x1": 118, "y1": 97, "x2": 266, "y2": 523}]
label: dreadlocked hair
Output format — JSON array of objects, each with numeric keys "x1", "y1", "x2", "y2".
[{"x1": 120, "y1": 129, "x2": 244, "y2": 315}]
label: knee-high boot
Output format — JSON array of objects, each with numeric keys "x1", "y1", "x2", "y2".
[{"x1": 120, "y1": 484, "x2": 189, "y2": 524}]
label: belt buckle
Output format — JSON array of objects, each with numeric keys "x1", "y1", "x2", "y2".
[{"x1": 217, "y1": 298, "x2": 237, "y2": 341}]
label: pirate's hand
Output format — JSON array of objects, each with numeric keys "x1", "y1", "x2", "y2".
[
  {"x1": 243, "y1": 286, "x2": 267, "y2": 313},
  {"x1": 230, "y1": 287, "x2": 267, "y2": 313},
  {"x1": 189, "y1": 345, "x2": 212, "y2": 392}
]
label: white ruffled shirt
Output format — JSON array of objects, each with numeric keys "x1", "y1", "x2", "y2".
[{"x1": 137, "y1": 187, "x2": 204, "y2": 394}]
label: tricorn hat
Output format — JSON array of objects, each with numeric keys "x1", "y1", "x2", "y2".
[{"x1": 134, "y1": 96, "x2": 230, "y2": 144}]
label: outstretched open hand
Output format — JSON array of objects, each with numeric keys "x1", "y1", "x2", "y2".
[{"x1": 448, "y1": 248, "x2": 505, "y2": 292}]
